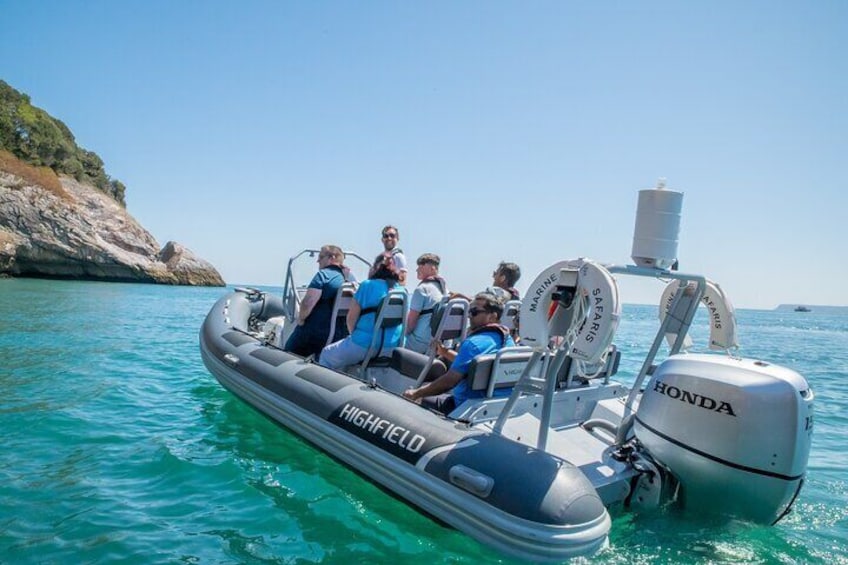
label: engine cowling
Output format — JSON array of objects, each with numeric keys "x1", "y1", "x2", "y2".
[{"x1": 633, "y1": 354, "x2": 813, "y2": 523}]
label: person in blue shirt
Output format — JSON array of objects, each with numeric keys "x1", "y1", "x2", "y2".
[
  {"x1": 320, "y1": 252, "x2": 406, "y2": 370},
  {"x1": 284, "y1": 245, "x2": 346, "y2": 359},
  {"x1": 403, "y1": 292, "x2": 514, "y2": 414}
]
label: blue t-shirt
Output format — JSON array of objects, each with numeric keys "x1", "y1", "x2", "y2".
[
  {"x1": 300, "y1": 266, "x2": 345, "y2": 341},
  {"x1": 450, "y1": 330, "x2": 516, "y2": 405},
  {"x1": 351, "y1": 279, "x2": 406, "y2": 349}
]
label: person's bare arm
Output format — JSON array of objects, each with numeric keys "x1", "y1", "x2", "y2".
[
  {"x1": 297, "y1": 289, "x2": 321, "y2": 325},
  {"x1": 346, "y1": 299, "x2": 361, "y2": 334},
  {"x1": 434, "y1": 340, "x2": 457, "y2": 364},
  {"x1": 403, "y1": 369, "x2": 463, "y2": 402},
  {"x1": 406, "y1": 309, "x2": 421, "y2": 335}
]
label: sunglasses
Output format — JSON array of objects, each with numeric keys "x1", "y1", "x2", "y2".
[
  {"x1": 469, "y1": 307, "x2": 488, "y2": 316},
  {"x1": 382, "y1": 233, "x2": 398, "y2": 238}
]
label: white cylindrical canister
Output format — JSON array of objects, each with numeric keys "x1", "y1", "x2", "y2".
[{"x1": 631, "y1": 180, "x2": 683, "y2": 269}]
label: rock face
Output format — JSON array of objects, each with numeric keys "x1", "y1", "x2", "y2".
[{"x1": 0, "y1": 172, "x2": 225, "y2": 286}]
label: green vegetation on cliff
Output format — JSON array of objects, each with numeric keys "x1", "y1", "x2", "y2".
[{"x1": 0, "y1": 80, "x2": 126, "y2": 206}]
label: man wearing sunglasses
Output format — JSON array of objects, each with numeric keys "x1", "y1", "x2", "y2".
[
  {"x1": 377, "y1": 225, "x2": 407, "y2": 285},
  {"x1": 403, "y1": 292, "x2": 514, "y2": 415},
  {"x1": 449, "y1": 261, "x2": 520, "y2": 303},
  {"x1": 487, "y1": 261, "x2": 521, "y2": 302}
]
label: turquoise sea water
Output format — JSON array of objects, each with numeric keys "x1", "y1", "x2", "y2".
[{"x1": 1, "y1": 278, "x2": 846, "y2": 564}]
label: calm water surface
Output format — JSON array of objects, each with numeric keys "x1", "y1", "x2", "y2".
[{"x1": 1, "y1": 279, "x2": 845, "y2": 563}]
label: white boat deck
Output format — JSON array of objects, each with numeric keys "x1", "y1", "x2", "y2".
[{"x1": 481, "y1": 410, "x2": 637, "y2": 505}]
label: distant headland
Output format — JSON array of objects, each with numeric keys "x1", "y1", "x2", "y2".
[{"x1": 0, "y1": 80, "x2": 224, "y2": 286}]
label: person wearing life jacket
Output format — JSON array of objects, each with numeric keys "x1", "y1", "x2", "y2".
[
  {"x1": 340, "y1": 255, "x2": 359, "y2": 284},
  {"x1": 284, "y1": 245, "x2": 348, "y2": 359},
  {"x1": 320, "y1": 252, "x2": 406, "y2": 370},
  {"x1": 486, "y1": 261, "x2": 521, "y2": 302},
  {"x1": 450, "y1": 261, "x2": 521, "y2": 303},
  {"x1": 371, "y1": 225, "x2": 408, "y2": 285},
  {"x1": 486, "y1": 261, "x2": 522, "y2": 340},
  {"x1": 448, "y1": 261, "x2": 521, "y2": 340},
  {"x1": 403, "y1": 293, "x2": 515, "y2": 414},
  {"x1": 405, "y1": 253, "x2": 448, "y2": 354}
]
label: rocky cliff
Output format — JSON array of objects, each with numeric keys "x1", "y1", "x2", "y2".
[{"x1": 0, "y1": 171, "x2": 225, "y2": 286}]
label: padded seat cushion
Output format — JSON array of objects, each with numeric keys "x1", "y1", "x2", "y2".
[{"x1": 391, "y1": 348, "x2": 447, "y2": 381}]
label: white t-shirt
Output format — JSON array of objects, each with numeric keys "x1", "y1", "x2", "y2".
[
  {"x1": 390, "y1": 248, "x2": 408, "y2": 276},
  {"x1": 406, "y1": 279, "x2": 445, "y2": 353}
]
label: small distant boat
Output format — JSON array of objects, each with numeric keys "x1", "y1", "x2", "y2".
[{"x1": 794, "y1": 306, "x2": 812, "y2": 312}]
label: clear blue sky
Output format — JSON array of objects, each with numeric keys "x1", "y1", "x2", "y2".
[{"x1": 1, "y1": 1, "x2": 845, "y2": 309}]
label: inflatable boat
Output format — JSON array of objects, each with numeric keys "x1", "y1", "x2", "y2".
[{"x1": 199, "y1": 183, "x2": 813, "y2": 561}]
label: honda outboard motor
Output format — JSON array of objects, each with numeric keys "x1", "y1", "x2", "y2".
[{"x1": 633, "y1": 354, "x2": 813, "y2": 524}]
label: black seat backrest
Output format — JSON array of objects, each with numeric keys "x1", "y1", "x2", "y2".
[
  {"x1": 375, "y1": 289, "x2": 407, "y2": 330},
  {"x1": 429, "y1": 297, "x2": 469, "y2": 342},
  {"x1": 466, "y1": 347, "x2": 534, "y2": 398},
  {"x1": 500, "y1": 299, "x2": 521, "y2": 331},
  {"x1": 360, "y1": 289, "x2": 408, "y2": 372},
  {"x1": 557, "y1": 345, "x2": 622, "y2": 388},
  {"x1": 326, "y1": 282, "x2": 356, "y2": 347},
  {"x1": 412, "y1": 297, "x2": 470, "y2": 386},
  {"x1": 391, "y1": 347, "x2": 447, "y2": 381}
]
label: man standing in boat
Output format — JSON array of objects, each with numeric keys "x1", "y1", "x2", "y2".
[
  {"x1": 284, "y1": 245, "x2": 347, "y2": 360},
  {"x1": 403, "y1": 293, "x2": 514, "y2": 414},
  {"x1": 374, "y1": 225, "x2": 408, "y2": 285}
]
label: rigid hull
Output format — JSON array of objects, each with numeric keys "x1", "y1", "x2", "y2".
[{"x1": 200, "y1": 291, "x2": 611, "y2": 561}]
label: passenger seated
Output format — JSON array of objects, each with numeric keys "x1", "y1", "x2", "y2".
[
  {"x1": 450, "y1": 261, "x2": 521, "y2": 303},
  {"x1": 403, "y1": 293, "x2": 515, "y2": 414},
  {"x1": 284, "y1": 245, "x2": 347, "y2": 359},
  {"x1": 481, "y1": 262, "x2": 521, "y2": 341},
  {"x1": 501, "y1": 298, "x2": 522, "y2": 342},
  {"x1": 320, "y1": 252, "x2": 406, "y2": 370},
  {"x1": 486, "y1": 261, "x2": 521, "y2": 301},
  {"x1": 405, "y1": 253, "x2": 447, "y2": 354}
]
